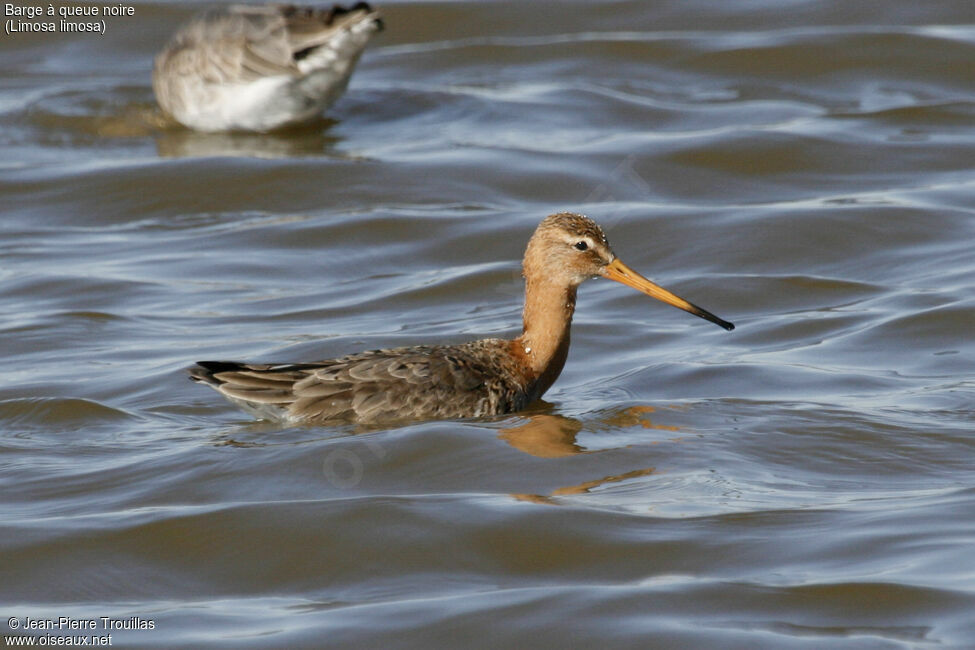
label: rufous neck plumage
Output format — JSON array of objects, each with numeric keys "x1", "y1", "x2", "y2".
[{"x1": 515, "y1": 273, "x2": 579, "y2": 396}]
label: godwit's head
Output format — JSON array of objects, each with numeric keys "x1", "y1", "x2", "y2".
[{"x1": 523, "y1": 213, "x2": 734, "y2": 330}]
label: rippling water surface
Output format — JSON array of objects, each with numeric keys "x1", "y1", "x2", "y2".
[{"x1": 2, "y1": 0, "x2": 974, "y2": 647}]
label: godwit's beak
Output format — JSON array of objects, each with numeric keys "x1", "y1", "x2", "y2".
[{"x1": 601, "y1": 258, "x2": 735, "y2": 331}]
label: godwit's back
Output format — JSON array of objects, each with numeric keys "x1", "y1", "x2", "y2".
[{"x1": 153, "y1": 3, "x2": 383, "y2": 132}]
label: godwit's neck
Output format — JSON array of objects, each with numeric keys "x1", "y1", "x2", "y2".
[{"x1": 516, "y1": 276, "x2": 577, "y2": 391}]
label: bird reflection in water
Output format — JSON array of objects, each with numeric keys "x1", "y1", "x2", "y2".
[
  {"x1": 154, "y1": 121, "x2": 343, "y2": 159},
  {"x1": 512, "y1": 467, "x2": 658, "y2": 506},
  {"x1": 498, "y1": 405, "x2": 680, "y2": 458},
  {"x1": 502, "y1": 405, "x2": 683, "y2": 505}
]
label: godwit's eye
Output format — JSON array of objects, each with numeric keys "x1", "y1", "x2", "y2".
[{"x1": 574, "y1": 241, "x2": 588, "y2": 251}]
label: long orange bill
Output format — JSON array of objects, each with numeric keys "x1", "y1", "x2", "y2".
[{"x1": 601, "y1": 258, "x2": 734, "y2": 331}]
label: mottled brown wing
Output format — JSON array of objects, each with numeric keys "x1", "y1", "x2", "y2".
[
  {"x1": 289, "y1": 347, "x2": 493, "y2": 422},
  {"x1": 190, "y1": 342, "x2": 515, "y2": 424}
]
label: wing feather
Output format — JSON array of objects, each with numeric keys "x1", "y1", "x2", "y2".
[
  {"x1": 190, "y1": 339, "x2": 531, "y2": 424},
  {"x1": 219, "y1": 386, "x2": 294, "y2": 404}
]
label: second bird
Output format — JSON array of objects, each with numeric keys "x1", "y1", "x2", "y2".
[{"x1": 153, "y1": 2, "x2": 383, "y2": 132}]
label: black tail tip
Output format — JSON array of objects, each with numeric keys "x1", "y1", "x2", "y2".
[{"x1": 189, "y1": 360, "x2": 240, "y2": 383}]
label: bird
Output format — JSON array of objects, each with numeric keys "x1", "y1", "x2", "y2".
[
  {"x1": 152, "y1": 2, "x2": 383, "y2": 132},
  {"x1": 190, "y1": 213, "x2": 734, "y2": 424}
]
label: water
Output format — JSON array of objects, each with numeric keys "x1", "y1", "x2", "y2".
[{"x1": 2, "y1": 0, "x2": 974, "y2": 648}]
